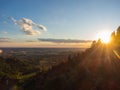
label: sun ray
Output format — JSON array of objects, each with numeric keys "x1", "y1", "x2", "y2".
[{"x1": 113, "y1": 50, "x2": 120, "y2": 59}]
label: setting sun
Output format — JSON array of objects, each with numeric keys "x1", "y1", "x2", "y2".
[{"x1": 97, "y1": 31, "x2": 111, "y2": 44}]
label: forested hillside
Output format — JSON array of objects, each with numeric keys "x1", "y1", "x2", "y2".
[
  {"x1": 22, "y1": 26, "x2": 120, "y2": 90},
  {"x1": 1, "y1": 27, "x2": 120, "y2": 90}
]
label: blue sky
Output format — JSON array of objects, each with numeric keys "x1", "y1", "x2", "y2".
[{"x1": 0, "y1": 0, "x2": 120, "y2": 47}]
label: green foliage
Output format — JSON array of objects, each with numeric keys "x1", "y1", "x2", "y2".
[{"x1": 0, "y1": 56, "x2": 39, "y2": 90}]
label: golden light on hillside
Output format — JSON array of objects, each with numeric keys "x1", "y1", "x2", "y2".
[{"x1": 97, "y1": 31, "x2": 111, "y2": 44}]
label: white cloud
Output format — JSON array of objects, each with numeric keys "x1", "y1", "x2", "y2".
[
  {"x1": 10, "y1": 17, "x2": 47, "y2": 35},
  {"x1": 0, "y1": 31, "x2": 8, "y2": 34},
  {"x1": 3, "y1": 31, "x2": 8, "y2": 34},
  {"x1": 0, "y1": 37, "x2": 11, "y2": 42}
]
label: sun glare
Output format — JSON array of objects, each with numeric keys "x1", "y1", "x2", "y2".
[{"x1": 97, "y1": 31, "x2": 111, "y2": 44}]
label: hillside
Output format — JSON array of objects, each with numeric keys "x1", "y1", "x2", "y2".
[
  {"x1": 22, "y1": 45, "x2": 120, "y2": 90},
  {"x1": 22, "y1": 27, "x2": 120, "y2": 90},
  {"x1": 1, "y1": 27, "x2": 120, "y2": 90}
]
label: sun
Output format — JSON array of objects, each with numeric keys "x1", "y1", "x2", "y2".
[{"x1": 97, "y1": 31, "x2": 111, "y2": 44}]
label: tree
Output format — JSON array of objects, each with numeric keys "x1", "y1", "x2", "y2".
[
  {"x1": 110, "y1": 31, "x2": 116, "y2": 47},
  {"x1": 91, "y1": 40, "x2": 97, "y2": 48},
  {"x1": 116, "y1": 26, "x2": 120, "y2": 46}
]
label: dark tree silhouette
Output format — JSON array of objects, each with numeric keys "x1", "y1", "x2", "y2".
[
  {"x1": 91, "y1": 40, "x2": 97, "y2": 48},
  {"x1": 109, "y1": 26, "x2": 120, "y2": 49}
]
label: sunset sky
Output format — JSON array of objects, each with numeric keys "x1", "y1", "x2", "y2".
[{"x1": 0, "y1": 0, "x2": 120, "y2": 48}]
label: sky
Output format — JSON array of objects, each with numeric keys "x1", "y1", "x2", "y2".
[{"x1": 0, "y1": 0, "x2": 120, "y2": 48}]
